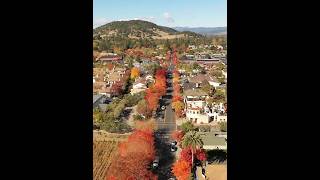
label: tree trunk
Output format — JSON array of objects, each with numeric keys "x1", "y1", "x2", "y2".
[{"x1": 191, "y1": 148, "x2": 194, "y2": 167}]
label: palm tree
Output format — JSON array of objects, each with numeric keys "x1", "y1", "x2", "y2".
[{"x1": 182, "y1": 130, "x2": 204, "y2": 166}]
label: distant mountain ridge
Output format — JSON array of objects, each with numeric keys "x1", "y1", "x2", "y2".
[
  {"x1": 94, "y1": 20, "x2": 203, "y2": 39},
  {"x1": 172, "y1": 26, "x2": 227, "y2": 36}
]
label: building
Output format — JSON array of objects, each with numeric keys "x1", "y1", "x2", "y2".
[
  {"x1": 93, "y1": 94, "x2": 107, "y2": 109},
  {"x1": 189, "y1": 74, "x2": 221, "y2": 88},
  {"x1": 182, "y1": 82, "x2": 197, "y2": 91},
  {"x1": 184, "y1": 89, "x2": 210, "y2": 124},
  {"x1": 130, "y1": 77, "x2": 147, "y2": 95},
  {"x1": 183, "y1": 88, "x2": 227, "y2": 124},
  {"x1": 96, "y1": 53, "x2": 122, "y2": 63},
  {"x1": 216, "y1": 114, "x2": 227, "y2": 122}
]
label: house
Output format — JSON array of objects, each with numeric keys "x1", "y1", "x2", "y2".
[
  {"x1": 183, "y1": 89, "x2": 210, "y2": 124},
  {"x1": 216, "y1": 114, "x2": 227, "y2": 122},
  {"x1": 182, "y1": 82, "x2": 197, "y2": 91},
  {"x1": 93, "y1": 82, "x2": 112, "y2": 97},
  {"x1": 106, "y1": 72, "x2": 122, "y2": 86},
  {"x1": 196, "y1": 58, "x2": 221, "y2": 64},
  {"x1": 145, "y1": 74, "x2": 155, "y2": 83},
  {"x1": 96, "y1": 53, "x2": 122, "y2": 63},
  {"x1": 93, "y1": 94, "x2": 107, "y2": 109},
  {"x1": 189, "y1": 74, "x2": 220, "y2": 88},
  {"x1": 93, "y1": 68, "x2": 108, "y2": 83},
  {"x1": 130, "y1": 77, "x2": 147, "y2": 95},
  {"x1": 183, "y1": 89, "x2": 227, "y2": 124}
]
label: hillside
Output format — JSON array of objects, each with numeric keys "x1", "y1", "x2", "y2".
[
  {"x1": 94, "y1": 20, "x2": 203, "y2": 39},
  {"x1": 173, "y1": 26, "x2": 227, "y2": 36}
]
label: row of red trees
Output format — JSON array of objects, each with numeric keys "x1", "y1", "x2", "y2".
[
  {"x1": 136, "y1": 68, "x2": 167, "y2": 118},
  {"x1": 107, "y1": 127, "x2": 157, "y2": 180},
  {"x1": 144, "y1": 68, "x2": 167, "y2": 111},
  {"x1": 172, "y1": 52, "x2": 184, "y2": 118}
]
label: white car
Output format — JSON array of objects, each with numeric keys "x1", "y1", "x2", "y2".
[
  {"x1": 161, "y1": 106, "x2": 166, "y2": 110},
  {"x1": 152, "y1": 157, "x2": 159, "y2": 168}
]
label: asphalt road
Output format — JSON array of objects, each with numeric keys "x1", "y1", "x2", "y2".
[{"x1": 154, "y1": 60, "x2": 177, "y2": 179}]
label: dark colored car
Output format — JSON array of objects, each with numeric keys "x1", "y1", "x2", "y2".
[
  {"x1": 171, "y1": 141, "x2": 177, "y2": 146},
  {"x1": 170, "y1": 145, "x2": 177, "y2": 152}
]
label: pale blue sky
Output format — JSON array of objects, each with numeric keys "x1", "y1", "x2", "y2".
[{"x1": 93, "y1": 0, "x2": 227, "y2": 28}]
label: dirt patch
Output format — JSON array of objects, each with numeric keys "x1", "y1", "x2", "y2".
[
  {"x1": 93, "y1": 131, "x2": 130, "y2": 180},
  {"x1": 93, "y1": 141, "x2": 118, "y2": 180},
  {"x1": 197, "y1": 164, "x2": 227, "y2": 180},
  {"x1": 93, "y1": 130, "x2": 130, "y2": 142}
]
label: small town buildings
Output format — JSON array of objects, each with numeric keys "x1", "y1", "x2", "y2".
[
  {"x1": 93, "y1": 94, "x2": 107, "y2": 109},
  {"x1": 96, "y1": 53, "x2": 122, "y2": 64},
  {"x1": 184, "y1": 89, "x2": 210, "y2": 124},
  {"x1": 131, "y1": 77, "x2": 147, "y2": 95},
  {"x1": 189, "y1": 74, "x2": 221, "y2": 88}
]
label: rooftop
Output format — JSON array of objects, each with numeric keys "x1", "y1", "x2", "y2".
[
  {"x1": 189, "y1": 74, "x2": 218, "y2": 83},
  {"x1": 183, "y1": 89, "x2": 208, "y2": 97},
  {"x1": 93, "y1": 94, "x2": 104, "y2": 104}
]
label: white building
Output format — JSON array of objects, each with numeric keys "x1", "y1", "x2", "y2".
[
  {"x1": 184, "y1": 89, "x2": 210, "y2": 124},
  {"x1": 130, "y1": 77, "x2": 147, "y2": 95}
]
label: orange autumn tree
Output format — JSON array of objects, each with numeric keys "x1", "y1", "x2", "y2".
[
  {"x1": 172, "y1": 68, "x2": 184, "y2": 117},
  {"x1": 107, "y1": 127, "x2": 157, "y2": 180},
  {"x1": 145, "y1": 87, "x2": 160, "y2": 111},
  {"x1": 107, "y1": 63, "x2": 114, "y2": 71},
  {"x1": 172, "y1": 130, "x2": 185, "y2": 143},
  {"x1": 144, "y1": 68, "x2": 167, "y2": 112},
  {"x1": 172, "y1": 101, "x2": 184, "y2": 117},
  {"x1": 172, "y1": 159, "x2": 191, "y2": 180},
  {"x1": 130, "y1": 67, "x2": 140, "y2": 79}
]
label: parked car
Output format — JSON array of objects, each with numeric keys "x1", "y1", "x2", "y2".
[
  {"x1": 152, "y1": 157, "x2": 159, "y2": 168},
  {"x1": 171, "y1": 141, "x2": 177, "y2": 146},
  {"x1": 170, "y1": 145, "x2": 177, "y2": 152},
  {"x1": 161, "y1": 106, "x2": 166, "y2": 110}
]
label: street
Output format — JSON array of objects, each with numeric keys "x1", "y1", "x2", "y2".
[{"x1": 154, "y1": 56, "x2": 177, "y2": 179}]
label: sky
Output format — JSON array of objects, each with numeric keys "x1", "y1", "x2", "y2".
[{"x1": 93, "y1": 0, "x2": 227, "y2": 28}]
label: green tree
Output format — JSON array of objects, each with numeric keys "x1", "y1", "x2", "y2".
[
  {"x1": 182, "y1": 131, "x2": 204, "y2": 167},
  {"x1": 201, "y1": 80, "x2": 214, "y2": 96},
  {"x1": 181, "y1": 121, "x2": 195, "y2": 133},
  {"x1": 219, "y1": 122, "x2": 227, "y2": 132},
  {"x1": 213, "y1": 89, "x2": 226, "y2": 103}
]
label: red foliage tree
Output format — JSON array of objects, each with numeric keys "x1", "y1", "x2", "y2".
[
  {"x1": 172, "y1": 95, "x2": 182, "y2": 102},
  {"x1": 145, "y1": 88, "x2": 160, "y2": 112},
  {"x1": 172, "y1": 159, "x2": 191, "y2": 180},
  {"x1": 180, "y1": 147, "x2": 193, "y2": 165},
  {"x1": 144, "y1": 68, "x2": 167, "y2": 112},
  {"x1": 107, "y1": 128, "x2": 157, "y2": 180},
  {"x1": 111, "y1": 81, "x2": 123, "y2": 96},
  {"x1": 195, "y1": 149, "x2": 207, "y2": 161},
  {"x1": 107, "y1": 63, "x2": 114, "y2": 71},
  {"x1": 171, "y1": 130, "x2": 185, "y2": 143},
  {"x1": 179, "y1": 147, "x2": 207, "y2": 165}
]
